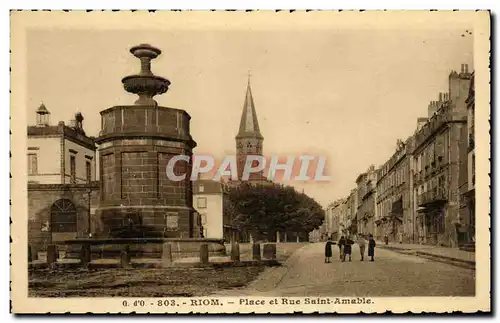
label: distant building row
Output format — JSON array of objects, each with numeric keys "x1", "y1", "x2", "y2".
[{"x1": 324, "y1": 64, "x2": 475, "y2": 248}]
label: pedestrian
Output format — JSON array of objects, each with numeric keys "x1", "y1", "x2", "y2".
[
  {"x1": 384, "y1": 235, "x2": 389, "y2": 245},
  {"x1": 324, "y1": 238, "x2": 333, "y2": 263},
  {"x1": 338, "y1": 236, "x2": 346, "y2": 261},
  {"x1": 344, "y1": 236, "x2": 353, "y2": 261},
  {"x1": 357, "y1": 234, "x2": 366, "y2": 261},
  {"x1": 368, "y1": 234, "x2": 376, "y2": 262}
]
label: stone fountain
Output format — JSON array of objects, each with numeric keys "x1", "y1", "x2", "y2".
[{"x1": 65, "y1": 44, "x2": 225, "y2": 259}]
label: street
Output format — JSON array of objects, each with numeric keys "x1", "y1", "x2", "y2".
[{"x1": 236, "y1": 243, "x2": 475, "y2": 297}]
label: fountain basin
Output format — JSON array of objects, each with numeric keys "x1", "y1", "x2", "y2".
[{"x1": 122, "y1": 75, "x2": 170, "y2": 96}]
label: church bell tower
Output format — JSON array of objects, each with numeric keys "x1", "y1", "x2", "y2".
[{"x1": 235, "y1": 75, "x2": 265, "y2": 182}]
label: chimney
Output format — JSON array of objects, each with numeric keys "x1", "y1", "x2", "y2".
[
  {"x1": 464, "y1": 64, "x2": 469, "y2": 74},
  {"x1": 417, "y1": 117, "x2": 428, "y2": 130},
  {"x1": 439, "y1": 93, "x2": 443, "y2": 102},
  {"x1": 461, "y1": 64, "x2": 464, "y2": 73},
  {"x1": 428, "y1": 101, "x2": 438, "y2": 118},
  {"x1": 74, "y1": 112, "x2": 84, "y2": 132}
]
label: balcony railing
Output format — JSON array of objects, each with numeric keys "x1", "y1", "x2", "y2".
[{"x1": 417, "y1": 187, "x2": 448, "y2": 206}]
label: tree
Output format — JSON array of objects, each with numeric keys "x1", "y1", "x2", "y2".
[{"x1": 223, "y1": 182, "x2": 325, "y2": 241}]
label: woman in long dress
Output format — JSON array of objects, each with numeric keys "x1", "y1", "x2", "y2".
[{"x1": 324, "y1": 238, "x2": 333, "y2": 263}]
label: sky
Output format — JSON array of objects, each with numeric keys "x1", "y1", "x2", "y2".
[{"x1": 26, "y1": 18, "x2": 473, "y2": 207}]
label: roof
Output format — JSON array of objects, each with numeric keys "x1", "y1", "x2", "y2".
[
  {"x1": 27, "y1": 122, "x2": 96, "y2": 151},
  {"x1": 193, "y1": 179, "x2": 223, "y2": 194},
  {"x1": 355, "y1": 172, "x2": 367, "y2": 184},
  {"x1": 236, "y1": 79, "x2": 264, "y2": 140},
  {"x1": 36, "y1": 103, "x2": 50, "y2": 114}
]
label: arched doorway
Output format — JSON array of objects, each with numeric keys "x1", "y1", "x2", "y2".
[{"x1": 50, "y1": 199, "x2": 77, "y2": 233}]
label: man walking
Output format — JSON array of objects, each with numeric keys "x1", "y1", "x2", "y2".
[
  {"x1": 338, "y1": 236, "x2": 346, "y2": 261},
  {"x1": 368, "y1": 234, "x2": 376, "y2": 262},
  {"x1": 357, "y1": 234, "x2": 366, "y2": 261},
  {"x1": 344, "y1": 236, "x2": 353, "y2": 262}
]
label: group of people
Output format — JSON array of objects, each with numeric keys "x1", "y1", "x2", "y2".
[{"x1": 324, "y1": 234, "x2": 376, "y2": 263}]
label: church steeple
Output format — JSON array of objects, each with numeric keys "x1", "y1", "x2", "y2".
[
  {"x1": 235, "y1": 74, "x2": 265, "y2": 182},
  {"x1": 236, "y1": 74, "x2": 263, "y2": 140}
]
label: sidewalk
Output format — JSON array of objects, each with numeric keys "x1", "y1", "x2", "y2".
[{"x1": 376, "y1": 241, "x2": 475, "y2": 268}]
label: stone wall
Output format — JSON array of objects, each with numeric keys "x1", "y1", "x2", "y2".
[
  {"x1": 97, "y1": 138, "x2": 195, "y2": 238},
  {"x1": 28, "y1": 183, "x2": 100, "y2": 253}
]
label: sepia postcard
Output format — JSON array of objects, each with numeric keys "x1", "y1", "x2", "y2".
[{"x1": 10, "y1": 10, "x2": 490, "y2": 314}]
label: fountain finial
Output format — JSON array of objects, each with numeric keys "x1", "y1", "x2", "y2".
[{"x1": 121, "y1": 44, "x2": 171, "y2": 106}]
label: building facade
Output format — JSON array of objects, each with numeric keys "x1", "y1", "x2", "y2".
[
  {"x1": 28, "y1": 104, "x2": 97, "y2": 185},
  {"x1": 375, "y1": 138, "x2": 413, "y2": 243},
  {"x1": 309, "y1": 223, "x2": 328, "y2": 242},
  {"x1": 338, "y1": 188, "x2": 357, "y2": 237},
  {"x1": 193, "y1": 180, "x2": 224, "y2": 239},
  {"x1": 325, "y1": 199, "x2": 344, "y2": 241},
  {"x1": 413, "y1": 64, "x2": 471, "y2": 247},
  {"x1": 356, "y1": 166, "x2": 377, "y2": 237},
  {"x1": 27, "y1": 105, "x2": 100, "y2": 253},
  {"x1": 459, "y1": 71, "x2": 476, "y2": 247}
]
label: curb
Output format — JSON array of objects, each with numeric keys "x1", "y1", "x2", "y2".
[
  {"x1": 415, "y1": 251, "x2": 475, "y2": 266},
  {"x1": 380, "y1": 246, "x2": 475, "y2": 269}
]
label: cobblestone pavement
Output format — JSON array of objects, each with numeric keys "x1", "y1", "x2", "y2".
[{"x1": 234, "y1": 242, "x2": 475, "y2": 297}]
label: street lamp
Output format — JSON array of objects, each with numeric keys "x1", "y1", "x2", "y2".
[{"x1": 86, "y1": 188, "x2": 92, "y2": 238}]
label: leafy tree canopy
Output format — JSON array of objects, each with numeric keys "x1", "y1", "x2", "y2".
[{"x1": 223, "y1": 182, "x2": 325, "y2": 238}]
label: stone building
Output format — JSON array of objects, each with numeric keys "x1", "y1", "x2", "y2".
[
  {"x1": 325, "y1": 199, "x2": 344, "y2": 241},
  {"x1": 459, "y1": 71, "x2": 476, "y2": 248},
  {"x1": 28, "y1": 184, "x2": 100, "y2": 253},
  {"x1": 27, "y1": 104, "x2": 99, "y2": 253},
  {"x1": 412, "y1": 64, "x2": 472, "y2": 247},
  {"x1": 309, "y1": 224, "x2": 327, "y2": 243},
  {"x1": 343, "y1": 188, "x2": 358, "y2": 236},
  {"x1": 28, "y1": 104, "x2": 97, "y2": 185},
  {"x1": 355, "y1": 165, "x2": 377, "y2": 237},
  {"x1": 193, "y1": 179, "x2": 224, "y2": 239},
  {"x1": 375, "y1": 138, "x2": 414, "y2": 243}
]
